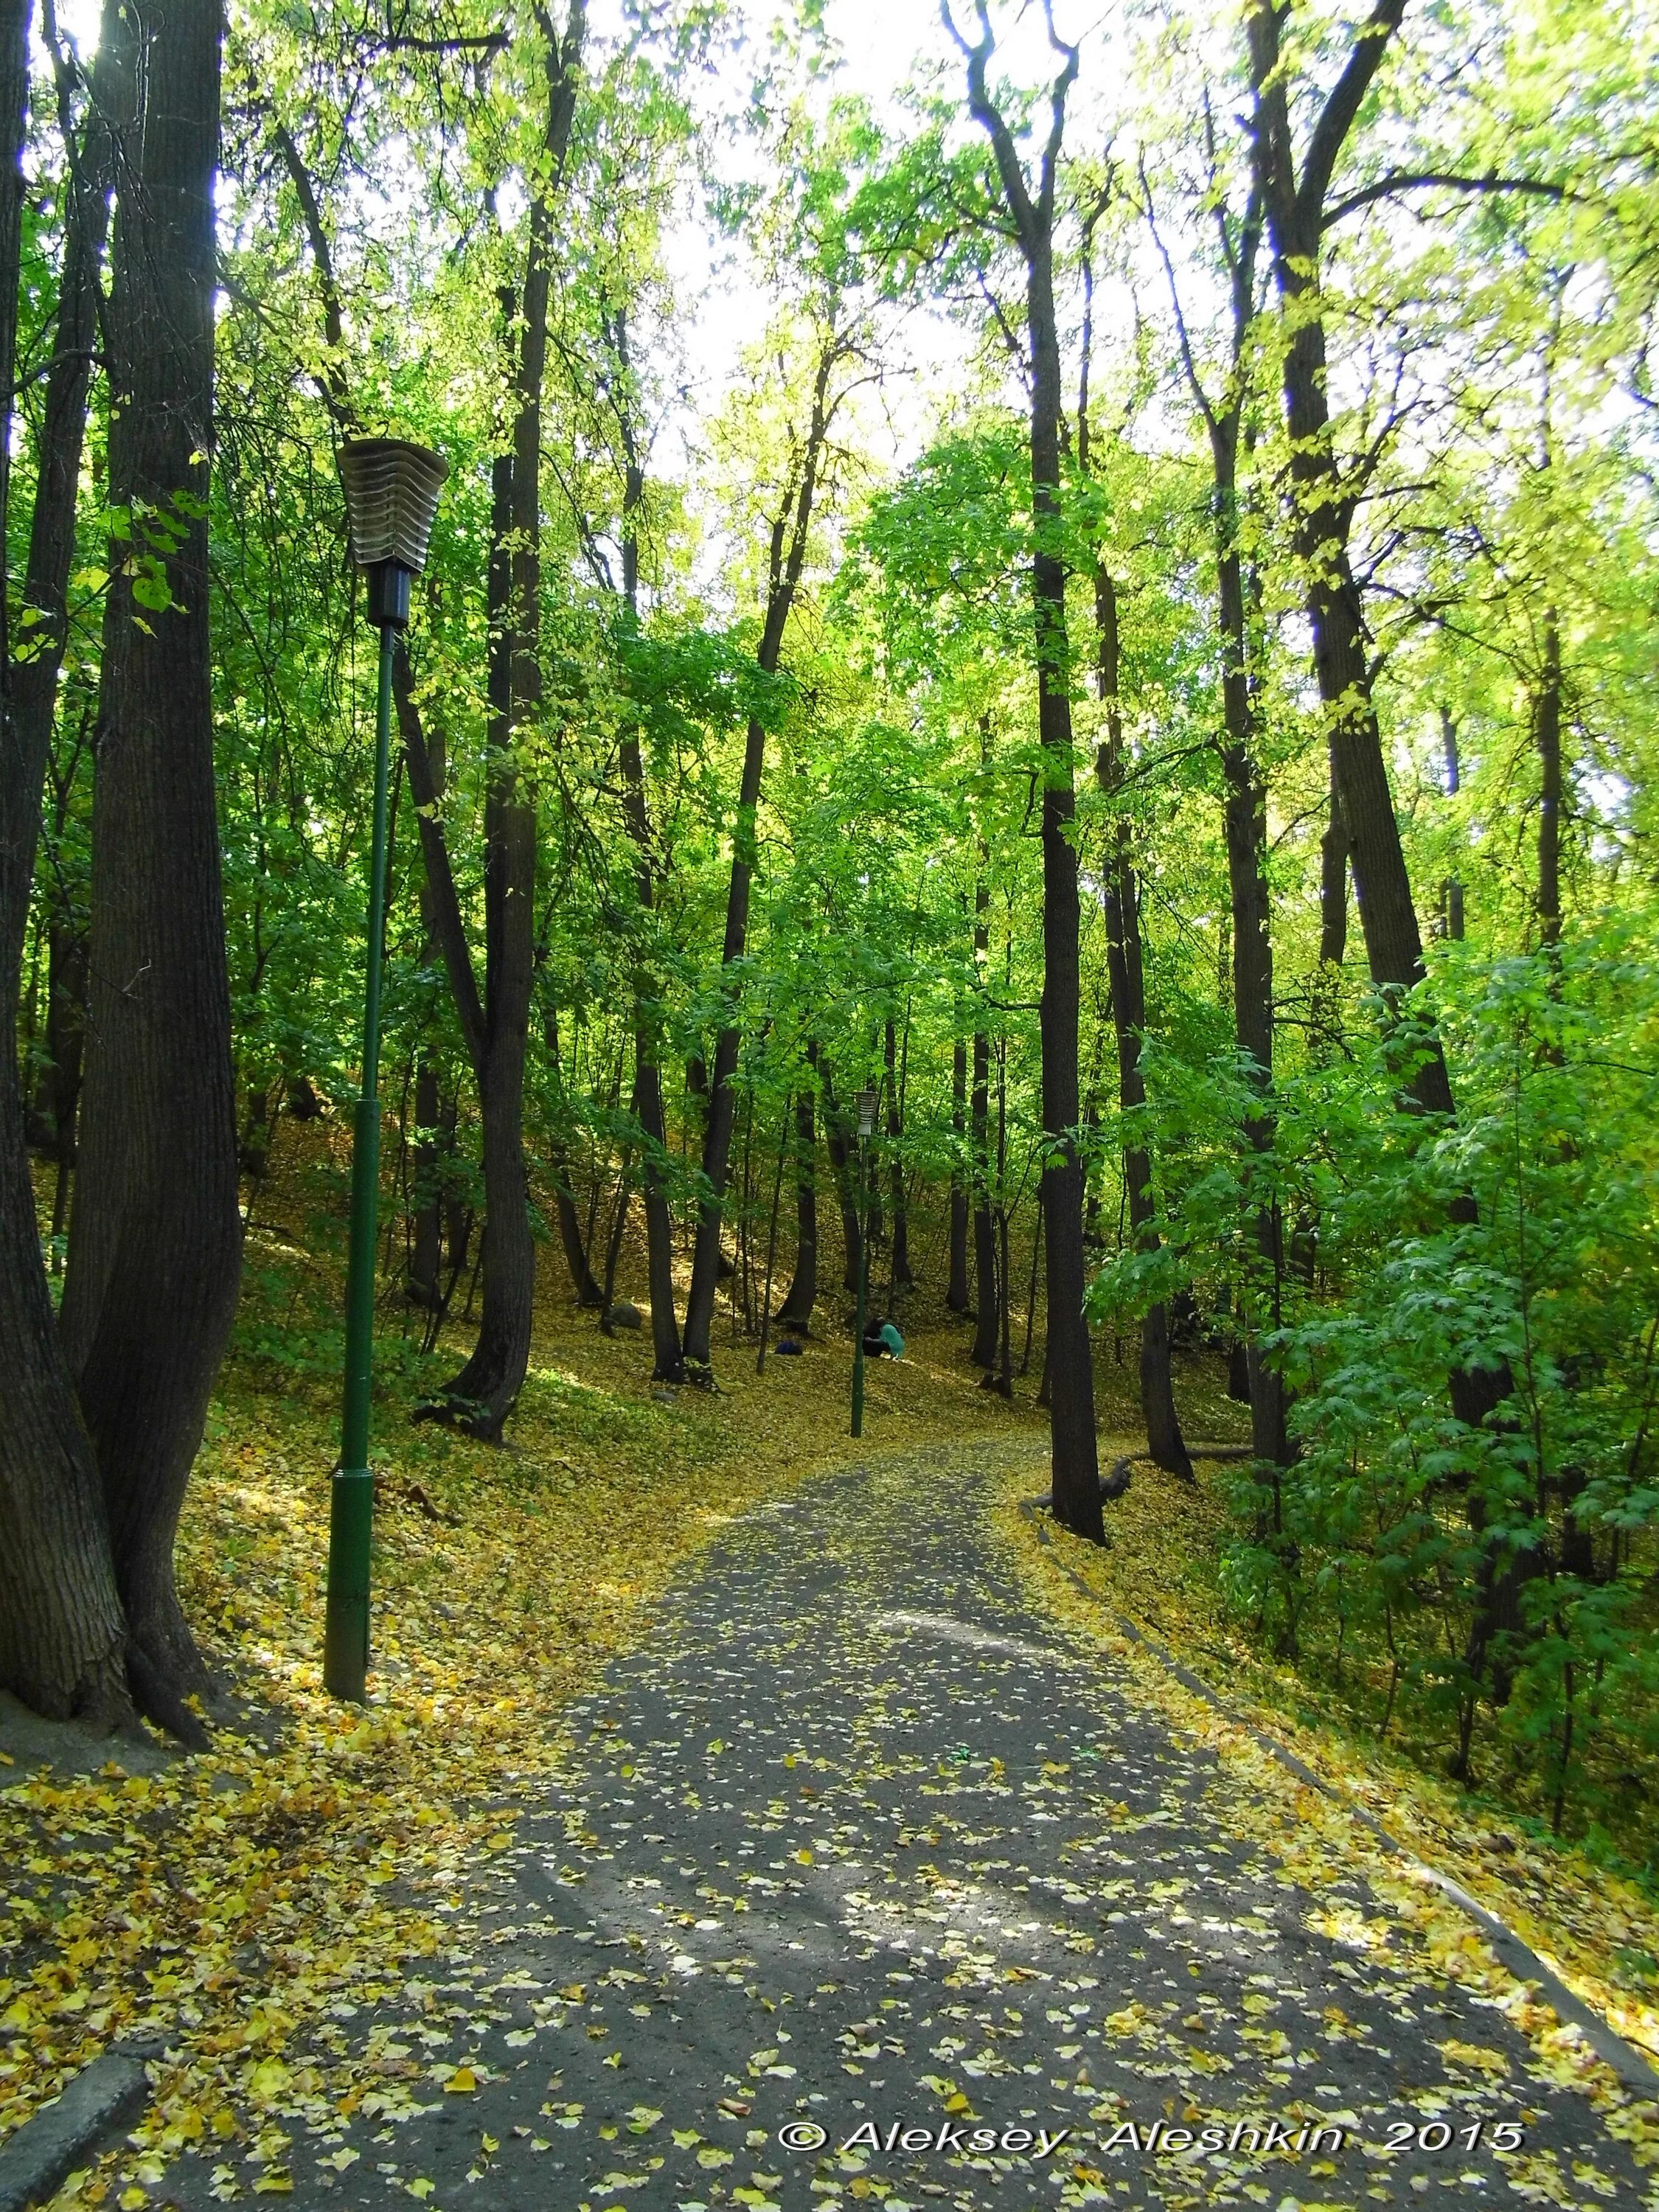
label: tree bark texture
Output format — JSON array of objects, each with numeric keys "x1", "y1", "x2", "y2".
[
  {"x1": 0, "y1": 0, "x2": 147, "y2": 1731},
  {"x1": 60, "y1": 0, "x2": 237, "y2": 1730},
  {"x1": 0, "y1": 0, "x2": 27, "y2": 684}
]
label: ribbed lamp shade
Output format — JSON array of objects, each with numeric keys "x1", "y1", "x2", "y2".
[{"x1": 338, "y1": 437, "x2": 449, "y2": 574}]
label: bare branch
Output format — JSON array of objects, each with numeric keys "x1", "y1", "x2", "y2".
[
  {"x1": 1295, "y1": 0, "x2": 1408, "y2": 230},
  {"x1": 1324, "y1": 167, "x2": 1571, "y2": 229}
]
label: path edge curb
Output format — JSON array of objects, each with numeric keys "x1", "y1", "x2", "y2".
[
  {"x1": 0, "y1": 2043, "x2": 158, "y2": 2212},
  {"x1": 1016, "y1": 1494, "x2": 1659, "y2": 2101}
]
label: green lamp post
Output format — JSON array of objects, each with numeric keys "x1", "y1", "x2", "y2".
[
  {"x1": 850, "y1": 1085, "x2": 878, "y2": 1439},
  {"x1": 323, "y1": 435, "x2": 449, "y2": 1703}
]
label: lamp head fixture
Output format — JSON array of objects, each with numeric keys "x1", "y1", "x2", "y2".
[{"x1": 338, "y1": 437, "x2": 449, "y2": 630}]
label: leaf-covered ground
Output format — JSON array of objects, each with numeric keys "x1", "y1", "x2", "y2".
[
  {"x1": 103, "y1": 1441, "x2": 1658, "y2": 2211},
  {"x1": 6, "y1": 1223, "x2": 1659, "y2": 2211},
  {"x1": 0, "y1": 1268, "x2": 1034, "y2": 2206},
  {"x1": 1015, "y1": 1454, "x2": 1659, "y2": 2084}
]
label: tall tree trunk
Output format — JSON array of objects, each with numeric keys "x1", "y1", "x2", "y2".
[
  {"x1": 1246, "y1": 0, "x2": 1517, "y2": 1730},
  {"x1": 1095, "y1": 566, "x2": 1193, "y2": 1481},
  {"x1": 1536, "y1": 611, "x2": 1562, "y2": 950},
  {"x1": 426, "y1": 6, "x2": 585, "y2": 1433},
  {"x1": 59, "y1": 0, "x2": 237, "y2": 1733},
  {"x1": 1208, "y1": 406, "x2": 1289, "y2": 1474},
  {"x1": 884, "y1": 1014, "x2": 911, "y2": 1295},
  {"x1": 1248, "y1": 0, "x2": 1453, "y2": 1109},
  {"x1": 952, "y1": 8, "x2": 1101, "y2": 1534},
  {"x1": 430, "y1": 436, "x2": 534, "y2": 1432},
  {"x1": 6, "y1": 0, "x2": 125, "y2": 995},
  {"x1": 947, "y1": 1034, "x2": 969, "y2": 1311},
  {"x1": 776, "y1": 1060, "x2": 818, "y2": 1327},
  {"x1": 819, "y1": 1054, "x2": 863, "y2": 1297},
  {"x1": 544, "y1": 1041, "x2": 604, "y2": 1304},
  {"x1": 607, "y1": 308, "x2": 683, "y2": 1377},
  {"x1": 969, "y1": 891, "x2": 998, "y2": 1369},
  {"x1": 407, "y1": 1057, "x2": 445, "y2": 1309},
  {"x1": 681, "y1": 335, "x2": 843, "y2": 1373},
  {"x1": 1319, "y1": 748, "x2": 1349, "y2": 970},
  {"x1": 408, "y1": 716, "x2": 449, "y2": 1311},
  {"x1": 0, "y1": 0, "x2": 141, "y2": 1732},
  {"x1": 41, "y1": 922, "x2": 87, "y2": 1253},
  {"x1": 0, "y1": 0, "x2": 27, "y2": 688},
  {"x1": 1440, "y1": 709, "x2": 1464, "y2": 943}
]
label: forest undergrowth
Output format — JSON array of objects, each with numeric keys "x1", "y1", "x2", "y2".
[{"x1": 1012, "y1": 1466, "x2": 1659, "y2": 2084}]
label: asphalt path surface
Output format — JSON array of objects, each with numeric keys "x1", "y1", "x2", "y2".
[{"x1": 160, "y1": 1442, "x2": 1653, "y2": 2211}]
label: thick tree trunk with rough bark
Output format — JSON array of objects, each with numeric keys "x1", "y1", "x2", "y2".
[
  {"x1": 59, "y1": 0, "x2": 237, "y2": 1734},
  {"x1": 0, "y1": 0, "x2": 26, "y2": 686},
  {"x1": 0, "y1": 0, "x2": 147, "y2": 1733},
  {"x1": 0, "y1": 1061, "x2": 131, "y2": 1724}
]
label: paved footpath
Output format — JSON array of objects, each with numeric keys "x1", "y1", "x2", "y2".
[{"x1": 166, "y1": 1444, "x2": 1654, "y2": 2211}]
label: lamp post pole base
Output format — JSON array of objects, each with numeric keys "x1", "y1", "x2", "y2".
[
  {"x1": 323, "y1": 1466, "x2": 374, "y2": 1700},
  {"x1": 321, "y1": 617, "x2": 395, "y2": 1705}
]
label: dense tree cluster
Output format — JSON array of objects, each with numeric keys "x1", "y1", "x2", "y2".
[{"x1": 3, "y1": 0, "x2": 1656, "y2": 1842}]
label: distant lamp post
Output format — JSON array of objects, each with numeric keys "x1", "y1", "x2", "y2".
[
  {"x1": 324, "y1": 436, "x2": 448, "y2": 1703},
  {"x1": 851, "y1": 1085, "x2": 879, "y2": 1439}
]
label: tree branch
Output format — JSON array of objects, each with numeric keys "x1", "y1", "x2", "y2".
[
  {"x1": 394, "y1": 644, "x2": 487, "y2": 1079},
  {"x1": 1296, "y1": 0, "x2": 1408, "y2": 232},
  {"x1": 1324, "y1": 167, "x2": 1571, "y2": 229}
]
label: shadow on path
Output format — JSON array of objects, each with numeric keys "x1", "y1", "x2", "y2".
[{"x1": 159, "y1": 1441, "x2": 1653, "y2": 2210}]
